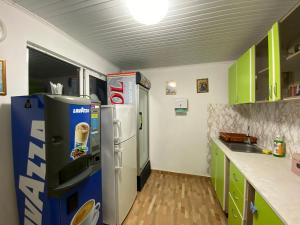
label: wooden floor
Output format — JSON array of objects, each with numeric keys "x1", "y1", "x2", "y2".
[{"x1": 123, "y1": 171, "x2": 227, "y2": 225}]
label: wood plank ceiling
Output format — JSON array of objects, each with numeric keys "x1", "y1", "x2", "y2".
[{"x1": 13, "y1": 0, "x2": 300, "y2": 69}]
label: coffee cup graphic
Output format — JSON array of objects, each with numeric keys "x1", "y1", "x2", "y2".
[
  {"x1": 71, "y1": 122, "x2": 90, "y2": 159},
  {"x1": 70, "y1": 199, "x2": 100, "y2": 225},
  {"x1": 75, "y1": 122, "x2": 90, "y2": 147}
]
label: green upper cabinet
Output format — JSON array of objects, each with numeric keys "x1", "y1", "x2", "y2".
[
  {"x1": 228, "y1": 63, "x2": 237, "y2": 105},
  {"x1": 255, "y1": 35, "x2": 269, "y2": 102},
  {"x1": 255, "y1": 23, "x2": 281, "y2": 102},
  {"x1": 253, "y1": 192, "x2": 284, "y2": 225},
  {"x1": 236, "y1": 46, "x2": 255, "y2": 104},
  {"x1": 278, "y1": 5, "x2": 300, "y2": 100},
  {"x1": 228, "y1": 47, "x2": 255, "y2": 105},
  {"x1": 229, "y1": 5, "x2": 300, "y2": 104},
  {"x1": 268, "y1": 22, "x2": 281, "y2": 101}
]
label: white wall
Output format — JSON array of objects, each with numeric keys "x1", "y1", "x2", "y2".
[
  {"x1": 0, "y1": 1, "x2": 118, "y2": 224},
  {"x1": 140, "y1": 61, "x2": 231, "y2": 177}
]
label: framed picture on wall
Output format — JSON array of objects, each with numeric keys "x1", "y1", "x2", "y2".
[
  {"x1": 0, "y1": 60, "x2": 6, "y2": 96},
  {"x1": 166, "y1": 81, "x2": 177, "y2": 95},
  {"x1": 196, "y1": 78, "x2": 209, "y2": 93}
]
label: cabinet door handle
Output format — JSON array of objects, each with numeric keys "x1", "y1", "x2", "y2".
[
  {"x1": 232, "y1": 209, "x2": 239, "y2": 218},
  {"x1": 250, "y1": 202, "x2": 257, "y2": 214},
  {"x1": 233, "y1": 191, "x2": 239, "y2": 201},
  {"x1": 233, "y1": 173, "x2": 239, "y2": 182},
  {"x1": 274, "y1": 82, "x2": 277, "y2": 98}
]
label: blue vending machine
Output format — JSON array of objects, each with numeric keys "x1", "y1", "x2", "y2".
[{"x1": 11, "y1": 94, "x2": 103, "y2": 225}]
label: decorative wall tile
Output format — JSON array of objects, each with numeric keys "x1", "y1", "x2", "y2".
[
  {"x1": 206, "y1": 104, "x2": 249, "y2": 174},
  {"x1": 208, "y1": 102, "x2": 300, "y2": 157},
  {"x1": 207, "y1": 104, "x2": 249, "y2": 141}
]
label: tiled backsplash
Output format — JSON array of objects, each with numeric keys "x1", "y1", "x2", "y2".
[{"x1": 208, "y1": 101, "x2": 300, "y2": 157}]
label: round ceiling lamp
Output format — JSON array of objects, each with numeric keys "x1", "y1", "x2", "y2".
[{"x1": 126, "y1": 0, "x2": 169, "y2": 25}]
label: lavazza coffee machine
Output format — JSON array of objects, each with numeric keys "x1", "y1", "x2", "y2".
[{"x1": 11, "y1": 94, "x2": 102, "y2": 225}]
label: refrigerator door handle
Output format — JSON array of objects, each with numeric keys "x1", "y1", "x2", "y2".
[
  {"x1": 114, "y1": 137, "x2": 121, "y2": 144},
  {"x1": 115, "y1": 148, "x2": 123, "y2": 170},
  {"x1": 139, "y1": 112, "x2": 143, "y2": 130},
  {"x1": 113, "y1": 119, "x2": 122, "y2": 144}
]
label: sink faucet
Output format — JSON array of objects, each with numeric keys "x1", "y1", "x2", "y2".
[{"x1": 245, "y1": 126, "x2": 251, "y2": 144}]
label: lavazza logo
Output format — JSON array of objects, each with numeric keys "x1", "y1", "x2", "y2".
[
  {"x1": 73, "y1": 107, "x2": 90, "y2": 114},
  {"x1": 19, "y1": 120, "x2": 46, "y2": 225}
]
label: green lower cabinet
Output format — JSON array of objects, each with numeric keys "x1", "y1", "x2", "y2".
[
  {"x1": 253, "y1": 192, "x2": 284, "y2": 225},
  {"x1": 210, "y1": 142, "x2": 217, "y2": 189},
  {"x1": 229, "y1": 163, "x2": 245, "y2": 195},
  {"x1": 229, "y1": 180, "x2": 244, "y2": 214},
  {"x1": 210, "y1": 141, "x2": 225, "y2": 209},
  {"x1": 216, "y1": 148, "x2": 225, "y2": 209},
  {"x1": 228, "y1": 194, "x2": 243, "y2": 225}
]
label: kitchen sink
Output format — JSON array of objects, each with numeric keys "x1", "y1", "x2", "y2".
[{"x1": 221, "y1": 141, "x2": 263, "y2": 154}]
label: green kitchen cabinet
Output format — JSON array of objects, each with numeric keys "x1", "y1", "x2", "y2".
[
  {"x1": 229, "y1": 162, "x2": 245, "y2": 214},
  {"x1": 268, "y1": 22, "x2": 281, "y2": 101},
  {"x1": 228, "y1": 63, "x2": 237, "y2": 105},
  {"x1": 215, "y1": 147, "x2": 225, "y2": 209},
  {"x1": 255, "y1": 35, "x2": 269, "y2": 102},
  {"x1": 228, "y1": 193, "x2": 243, "y2": 225},
  {"x1": 252, "y1": 192, "x2": 284, "y2": 225},
  {"x1": 255, "y1": 23, "x2": 281, "y2": 102},
  {"x1": 236, "y1": 46, "x2": 256, "y2": 104},
  {"x1": 210, "y1": 142, "x2": 217, "y2": 188},
  {"x1": 278, "y1": 5, "x2": 300, "y2": 100},
  {"x1": 210, "y1": 141, "x2": 225, "y2": 209}
]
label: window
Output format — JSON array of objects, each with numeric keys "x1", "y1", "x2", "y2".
[
  {"x1": 89, "y1": 75, "x2": 107, "y2": 105},
  {"x1": 29, "y1": 47, "x2": 80, "y2": 96}
]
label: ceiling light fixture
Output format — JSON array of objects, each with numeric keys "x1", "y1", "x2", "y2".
[{"x1": 126, "y1": 0, "x2": 169, "y2": 25}]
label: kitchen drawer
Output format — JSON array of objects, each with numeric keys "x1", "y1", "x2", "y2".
[
  {"x1": 229, "y1": 179, "x2": 244, "y2": 215},
  {"x1": 228, "y1": 193, "x2": 243, "y2": 225},
  {"x1": 230, "y1": 162, "x2": 245, "y2": 194}
]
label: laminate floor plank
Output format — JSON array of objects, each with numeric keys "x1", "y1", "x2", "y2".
[{"x1": 123, "y1": 171, "x2": 227, "y2": 225}]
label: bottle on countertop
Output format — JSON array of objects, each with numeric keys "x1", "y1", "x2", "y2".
[{"x1": 273, "y1": 136, "x2": 286, "y2": 157}]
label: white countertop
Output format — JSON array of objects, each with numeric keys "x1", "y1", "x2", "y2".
[{"x1": 212, "y1": 138, "x2": 300, "y2": 225}]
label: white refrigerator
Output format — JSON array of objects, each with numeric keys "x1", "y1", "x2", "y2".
[
  {"x1": 101, "y1": 105, "x2": 137, "y2": 225},
  {"x1": 107, "y1": 72, "x2": 151, "y2": 191}
]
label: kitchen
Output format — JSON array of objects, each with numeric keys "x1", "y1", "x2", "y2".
[{"x1": 1, "y1": 0, "x2": 300, "y2": 225}]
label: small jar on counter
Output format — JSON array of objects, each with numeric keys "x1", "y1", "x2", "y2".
[{"x1": 273, "y1": 136, "x2": 286, "y2": 157}]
